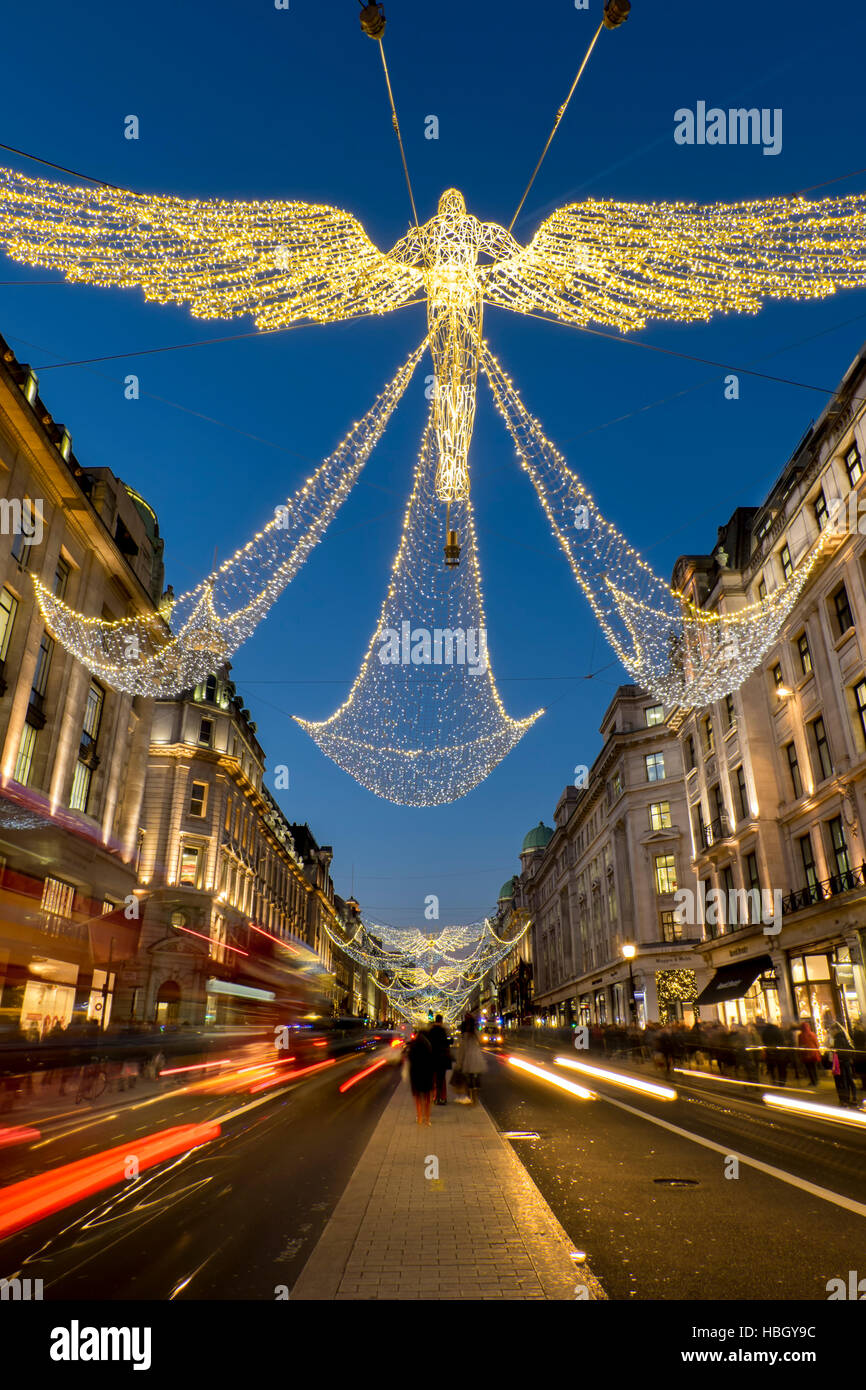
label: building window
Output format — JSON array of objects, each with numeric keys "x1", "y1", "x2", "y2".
[
  {"x1": 701, "y1": 716, "x2": 714, "y2": 754},
  {"x1": 649, "y1": 801, "x2": 672, "y2": 830},
  {"x1": 645, "y1": 704, "x2": 664, "y2": 727},
  {"x1": 745, "y1": 852, "x2": 761, "y2": 922},
  {"x1": 827, "y1": 816, "x2": 851, "y2": 881},
  {"x1": 796, "y1": 631, "x2": 812, "y2": 676},
  {"x1": 811, "y1": 716, "x2": 833, "y2": 781},
  {"x1": 710, "y1": 782, "x2": 725, "y2": 826},
  {"x1": 845, "y1": 444, "x2": 863, "y2": 487},
  {"x1": 785, "y1": 741, "x2": 803, "y2": 799},
  {"x1": 758, "y1": 577, "x2": 767, "y2": 601},
  {"x1": 724, "y1": 694, "x2": 736, "y2": 730},
  {"x1": 14, "y1": 722, "x2": 37, "y2": 786},
  {"x1": 224, "y1": 795, "x2": 232, "y2": 832},
  {"x1": 833, "y1": 583, "x2": 854, "y2": 637},
  {"x1": 82, "y1": 682, "x2": 104, "y2": 742},
  {"x1": 0, "y1": 587, "x2": 18, "y2": 661},
  {"x1": 53, "y1": 556, "x2": 70, "y2": 598},
  {"x1": 654, "y1": 853, "x2": 678, "y2": 895},
  {"x1": 771, "y1": 662, "x2": 783, "y2": 689},
  {"x1": 32, "y1": 632, "x2": 53, "y2": 700},
  {"x1": 660, "y1": 909, "x2": 682, "y2": 943},
  {"x1": 798, "y1": 834, "x2": 818, "y2": 897},
  {"x1": 210, "y1": 914, "x2": 227, "y2": 964},
  {"x1": 686, "y1": 735, "x2": 696, "y2": 771},
  {"x1": 645, "y1": 752, "x2": 666, "y2": 783},
  {"x1": 41, "y1": 876, "x2": 75, "y2": 918},
  {"x1": 179, "y1": 845, "x2": 202, "y2": 887},
  {"x1": 814, "y1": 489, "x2": 829, "y2": 530},
  {"x1": 780, "y1": 543, "x2": 792, "y2": 580},
  {"x1": 204, "y1": 674, "x2": 217, "y2": 703},
  {"x1": 721, "y1": 863, "x2": 736, "y2": 926},
  {"x1": 69, "y1": 760, "x2": 93, "y2": 813},
  {"x1": 609, "y1": 770, "x2": 623, "y2": 800},
  {"x1": 694, "y1": 802, "x2": 706, "y2": 849},
  {"x1": 189, "y1": 781, "x2": 208, "y2": 817},
  {"x1": 198, "y1": 717, "x2": 214, "y2": 747},
  {"x1": 733, "y1": 765, "x2": 748, "y2": 822},
  {"x1": 855, "y1": 680, "x2": 866, "y2": 744}
]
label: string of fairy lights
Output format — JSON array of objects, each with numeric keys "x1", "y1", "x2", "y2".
[
  {"x1": 294, "y1": 408, "x2": 542, "y2": 804},
  {"x1": 481, "y1": 337, "x2": 837, "y2": 706},
  {"x1": 321, "y1": 913, "x2": 531, "y2": 1026},
  {"x1": 31, "y1": 342, "x2": 425, "y2": 696}
]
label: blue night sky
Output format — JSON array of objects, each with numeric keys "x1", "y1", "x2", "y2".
[{"x1": 2, "y1": 0, "x2": 866, "y2": 925}]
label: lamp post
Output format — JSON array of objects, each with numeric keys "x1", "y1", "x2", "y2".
[{"x1": 622, "y1": 943, "x2": 637, "y2": 1024}]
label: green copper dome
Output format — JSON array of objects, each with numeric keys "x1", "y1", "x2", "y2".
[
  {"x1": 497, "y1": 877, "x2": 516, "y2": 902},
  {"x1": 521, "y1": 821, "x2": 554, "y2": 852}
]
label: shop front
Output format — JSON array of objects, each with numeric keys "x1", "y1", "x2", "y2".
[{"x1": 696, "y1": 952, "x2": 781, "y2": 1025}]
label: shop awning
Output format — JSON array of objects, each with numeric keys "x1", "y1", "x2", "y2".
[{"x1": 695, "y1": 954, "x2": 774, "y2": 1007}]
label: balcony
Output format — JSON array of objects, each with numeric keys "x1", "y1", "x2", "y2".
[
  {"x1": 781, "y1": 863, "x2": 866, "y2": 916},
  {"x1": 700, "y1": 814, "x2": 730, "y2": 850}
]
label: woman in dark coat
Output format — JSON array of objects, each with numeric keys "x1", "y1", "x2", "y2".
[{"x1": 407, "y1": 1031, "x2": 435, "y2": 1125}]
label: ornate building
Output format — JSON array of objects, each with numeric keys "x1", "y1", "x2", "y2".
[
  {"x1": 672, "y1": 343, "x2": 866, "y2": 1040},
  {"x1": 503, "y1": 687, "x2": 704, "y2": 1028},
  {"x1": 130, "y1": 667, "x2": 371, "y2": 1026},
  {"x1": 0, "y1": 330, "x2": 163, "y2": 1036}
]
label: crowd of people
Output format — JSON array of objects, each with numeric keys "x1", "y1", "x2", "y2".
[
  {"x1": 403, "y1": 1014, "x2": 487, "y2": 1123},
  {"x1": 551, "y1": 1012, "x2": 866, "y2": 1108}
]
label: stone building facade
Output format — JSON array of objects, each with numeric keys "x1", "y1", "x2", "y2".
[
  {"x1": 672, "y1": 343, "x2": 866, "y2": 1042},
  {"x1": 129, "y1": 666, "x2": 372, "y2": 1026},
  {"x1": 0, "y1": 331, "x2": 163, "y2": 1036},
  {"x1": 503, "y1": 686, "x2": 705, "y2": 1028}
]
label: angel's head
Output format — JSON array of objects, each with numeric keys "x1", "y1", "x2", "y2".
[{"x1": 437, "y1": 189, "x2": 466, "y2": 217}]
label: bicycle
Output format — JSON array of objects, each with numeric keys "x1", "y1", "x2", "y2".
[{"x1": 75, "y1": 1058, "x2": 107, "y2": 1103}]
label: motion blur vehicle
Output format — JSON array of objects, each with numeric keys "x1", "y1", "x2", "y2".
[{"x1": 479, "y1": 1023, "x2": 504, "y2": 1048}]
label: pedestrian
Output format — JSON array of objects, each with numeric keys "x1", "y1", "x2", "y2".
[
  {"x1": 455, "y1": 1015, "x2": 487, "y2": 1105},
  {"x1": 797, "y1": 1016, "x2": 821, "y2": 1087},
  {"x1": 759, "y1": 1017, "x2": 786, "y2": 1086},
  {"x1": 823, "y1": 1011, "x2": 859, "y2": 1108},
  {"x1": 427, "y1": 1014, "x2": 452, "y2": 1105},
  {"x1": 407, "y1": 1029, "x2": 435, "y2": 1125}
]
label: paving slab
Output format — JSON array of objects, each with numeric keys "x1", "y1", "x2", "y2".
[{"x1": 291, "y1": 1080, "x2": 606, "y2": 1301}]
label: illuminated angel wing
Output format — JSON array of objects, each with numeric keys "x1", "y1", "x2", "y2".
[
  {"x1": 481, "y1": 194, "x2": 866, "y2": 332},
  {"x1": 0, "y1": 167, "x2": 423, "y2": 329}
]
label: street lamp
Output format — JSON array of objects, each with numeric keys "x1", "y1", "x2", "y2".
[{"x1": 622, "y1": 943, "x2": 637, "y2": 1024}]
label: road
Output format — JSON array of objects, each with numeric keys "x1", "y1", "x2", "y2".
[
  {"x1": 480, "y1": 1042, "x2": 866, "y2": 1300},
  {"x1": 0, "y1": 1046, "x2": 400, "y2": 1300}
]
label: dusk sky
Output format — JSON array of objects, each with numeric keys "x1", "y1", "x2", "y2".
[{"x1": 3, "y1": 0, "x2": 866, "y2": 926}]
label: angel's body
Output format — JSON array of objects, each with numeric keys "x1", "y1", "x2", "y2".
[{"x1": 389, "y1": 188, "x2": 520, "y2": 501}]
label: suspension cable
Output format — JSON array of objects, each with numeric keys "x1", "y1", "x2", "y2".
[{"x1": 507, "y1": 21, "x2": 605, "y2": 233}]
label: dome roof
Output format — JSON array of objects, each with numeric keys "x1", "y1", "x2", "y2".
[
  {"x1": 497, "y1": 877, "x2": 516, "y2": 902},
  {"x1": 521, "y1": 821, "x2": 554, "y2": 853}
]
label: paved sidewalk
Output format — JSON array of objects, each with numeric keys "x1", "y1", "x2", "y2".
[{"x1": 291, "y1": 1079, "x2": 605, "y2": 1301}]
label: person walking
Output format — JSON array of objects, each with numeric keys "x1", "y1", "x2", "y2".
[
  {"x1": 407, "y1": 1029, "x2": 435, "y2": 1125},
  {"x1": 797, "y1": 1016, "x2": 821, "y2": 1087},
  {"x1": 823, "y1": 1011, "x2": 859, "y2": 1108},
  {"x1": 455, "y1": 1015, "x2": 487, "y2": 1105},
  {"x1": 427, "y1": 1014, "x2": 452, "y2": 1105}
]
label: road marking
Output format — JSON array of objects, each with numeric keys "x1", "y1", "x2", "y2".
[{"x1": 598, "y1": 1093, "x2": 866, "y2": 1220}]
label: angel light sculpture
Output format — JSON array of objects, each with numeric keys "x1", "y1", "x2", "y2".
[{"x1": 2, "y1": 15, "x2": 866, "y2": 801}]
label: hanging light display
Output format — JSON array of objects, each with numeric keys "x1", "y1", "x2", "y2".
[
  {"x1": 294, "y1": 409, "x2": 542, "y2": 805},
  {"x1": 481, "y1": 338, "x2": 836, "y2": 706},
  {"x1": 30, "y1": 343, "x2": 424, "y2": 696},
  {"x1": 1, "y1": 162, "x2": 865, "y2": 766},
  {"x1": 323, "y1": 913, "x2": 531, "y2": 1026}
]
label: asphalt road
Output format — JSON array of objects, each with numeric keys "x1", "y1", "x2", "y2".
[
  {"x1": 480, "y1": 1043, "x2": 866, "y2": 1301},
  {"x1": 0, "y1": 1047, "x2": 401, "y2": 1300}
]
